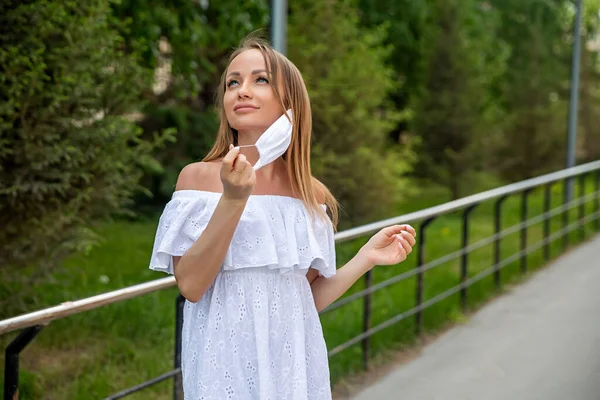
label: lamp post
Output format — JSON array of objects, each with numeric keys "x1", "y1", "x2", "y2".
[
  {"x1": 270, "y1": 0, "x2": 287, "y2": 55},
  {"x1": 566, "y1": 0, "x2": 583, "y2": 200}
]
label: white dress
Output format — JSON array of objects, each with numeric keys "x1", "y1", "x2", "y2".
[{"x1": 149, "y1": 190, "x2": 337, "y2": 400}]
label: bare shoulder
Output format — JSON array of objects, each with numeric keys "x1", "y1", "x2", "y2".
[{"x1": 175, "y1": 161, "x2": 222, "y2": 192}]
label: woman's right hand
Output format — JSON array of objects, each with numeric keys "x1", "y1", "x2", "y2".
[{"x1": 220, "y1": 144, "x2": 256, "y2": 202}]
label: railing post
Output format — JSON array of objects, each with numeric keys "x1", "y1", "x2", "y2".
[
  {"x1": 543, "y1": 184, "x2": 552, "y2": 261},
  {"x1": 174, "y1": 295, "x2": 185, "y2": 400},
  {"x1": 415, "y1": 217, "x2": 435, "y2": 337},
  {"x1": 596, "y1": 170, "x2": 600, "y2": 231},
  {"x1": 493, "y1": 195, "x2": 508, "y2": 290},
  {"x1": 578, "y1": 173, "x2": 586, "y2": 240},
  {"x1": 520, "y1": 189, "x2": 531, "y2": 273},
  {"x1": 563, "y1": 179, "x2": 569, "y2": 250},
  {"x1": 362, "y1": 269, "x2": 373, "y2": 370},
  {"x1": 4, "y1": 325, "x2": 44, "y2": 400},
  {"x1": 460, "y1": 205, "x2": 477, "y2": 311}
]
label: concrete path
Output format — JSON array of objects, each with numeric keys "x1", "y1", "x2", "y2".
[{"x1": 352, "y1": 235, "x2": 600, "y2": 400}]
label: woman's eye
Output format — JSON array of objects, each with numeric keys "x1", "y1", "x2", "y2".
[
  {"x1": 226, "y1": 79, "x2": 239, "y2": 87},
  {"x1": 256, "y1": 76, "x2": 269, "y2": 84}
]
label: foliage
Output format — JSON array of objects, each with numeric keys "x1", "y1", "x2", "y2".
[
  {"x1": 288, "y1": 0, "x2": 414, "y2": 227},
  {"x1": 412, "y1": 0, "x2": 508, "y2": 199},
  {"x1": 579, "y1": 0, "x2": 600, "y2": 161},
  {"x1": 111, "y1": 0, "x2": 270, "y2": 206},
  {"x1": 489, "y1": 0, "x2": 572, "y2": 180},
  {"x1": 358, "y1": 0, "x2": 430, "y2": 138},
  {"x1": 0, "y1": 0, "x2": 172, "y2": 273}
]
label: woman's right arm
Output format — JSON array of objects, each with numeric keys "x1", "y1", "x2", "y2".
[{"x1": 173, "y1": 145, "x2": 255, "y2": 302}]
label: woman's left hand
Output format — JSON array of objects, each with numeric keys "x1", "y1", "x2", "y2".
[{"x1": 358, "y1": 225, "x2": 417, "y2": 269}]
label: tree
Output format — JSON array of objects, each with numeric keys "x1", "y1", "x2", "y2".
[
  {"x1": 358, "y1": 0, "x2": 430, "y2": 141},
  {"x1": 288, "y1": 0, "x2": 413, "y2": 227},
  {"x1": 0, "y1": 0, "x2": 172, "y2": 274},
  {"x1": 579, "y1": 0, "x2": 600, "y2": 162},
  {"x1": 111, "y1": 0, "x2": 270, "y2": 206},
  {"x1": 412, "y1": 0, "x2": 508, "y2": 199},
  {"x1": 490, "y1": 0, "x2": 571, "y2": 180}
]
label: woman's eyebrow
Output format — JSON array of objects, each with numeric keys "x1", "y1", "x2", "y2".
[{"x1": 226, "y1": 69, "x2": 271, "y2": 78}]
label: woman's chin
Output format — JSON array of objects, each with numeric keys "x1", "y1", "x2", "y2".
[{"x1": 232, "y1": 124, "x2": 270, "y2": 135}]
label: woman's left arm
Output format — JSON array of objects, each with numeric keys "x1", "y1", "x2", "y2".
[{"x1": 309, "y1": 224, "x2": 416, "y2": 312}]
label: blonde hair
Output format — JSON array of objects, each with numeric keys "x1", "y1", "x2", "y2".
[{"x1": 204, "y1": 34, "x2": 339, "y2": 228}]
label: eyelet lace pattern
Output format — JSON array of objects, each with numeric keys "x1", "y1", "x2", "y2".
[{"x1": 149, "y1": 190, "x2": 337, "y2": 399}]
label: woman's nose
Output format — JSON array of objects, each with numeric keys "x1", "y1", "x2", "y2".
[{"x1": 238, "y1": 80, "x2": 253, "y2": 99}]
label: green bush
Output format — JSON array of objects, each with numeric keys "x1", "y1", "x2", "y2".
[
  {"x1": 288, "y1": 0, "x2": 414, "y2": 227},
  {"x1": 412, "y1": 0, "x2": 508, "y2": 199},
  {"x1": 0, "y1": 0, "x2": 172, "y2": 279},
  {"x1": 112, "y1": 0, "x2": 270, "y2": 208}
]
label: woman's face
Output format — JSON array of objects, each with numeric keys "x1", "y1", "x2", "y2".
[{"x1": 224, "y1": 49, "x2": 284, "y2": 135}]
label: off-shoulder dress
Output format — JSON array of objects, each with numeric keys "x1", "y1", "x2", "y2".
[{"x1": 149, "y1": 190, "x2": 337, "y2": 400}]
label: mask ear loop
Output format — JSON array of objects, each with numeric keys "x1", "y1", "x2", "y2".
[{"x1": 235, "y1": 144, "x2": 263, "y2": 171}]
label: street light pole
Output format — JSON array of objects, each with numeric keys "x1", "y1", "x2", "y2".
[
  {"x1": 566, "y1": 0, "x2": 583, "y2": 200},
  {"x1": 270, "y1": 0, "x2": 287, "y2": 55}
]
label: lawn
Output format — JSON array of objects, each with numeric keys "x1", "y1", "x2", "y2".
[{"x1": 1, "y1": 177, "x2": 598, "y2": 399}]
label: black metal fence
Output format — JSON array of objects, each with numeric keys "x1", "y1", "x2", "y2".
[
  {"x1": 3, "y1": 160, "x2": 600, "y2": 399},
  {"x1": 321, "y1": 164, "x2": 600, "y2": 367}
]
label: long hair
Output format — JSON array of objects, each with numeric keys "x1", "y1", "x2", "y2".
[{"x1": 203, "y1": 35, "x2": 339, "y2": 228}]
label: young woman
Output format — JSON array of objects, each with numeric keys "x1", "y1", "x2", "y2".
[{"x1": 149, "y1": 36, "x2": 416, "y2": 400}]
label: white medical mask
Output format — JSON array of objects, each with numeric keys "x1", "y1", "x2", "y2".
[{"x1": 237, "y1": 109, "x2": 293, "y2": 171}]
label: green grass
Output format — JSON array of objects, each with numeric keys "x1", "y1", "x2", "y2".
[
  {"x1": 0, "y1": 219, "x2": 179, "y2": 399},
  {"x1": 1, "y1": 178, "x2": 599, "y2": 399}
]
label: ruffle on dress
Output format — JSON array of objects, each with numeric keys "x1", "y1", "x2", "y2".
[{"x1": 149, "y1": 190, "x2": 336, "y2": 278}]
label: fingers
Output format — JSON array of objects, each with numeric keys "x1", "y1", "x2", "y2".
[
  {"x1": 400, "y1": 230, "x2": 416, "y2": 247},
  {"x1": 383, "y1": 224, "x2": 417, "y2": 238},
  {"x1": 222, "y1": 144, "x2": 240, "y2": 171},
  {"x1": 400, "y1": 224, "x2": 416, "y2": 237},
  {"x1": 393, "y1": 228, "x2": 415, "y2": 257},
  {"x1": 220, "y1": 145, "x2": 256, "y2": 201},
  {"x1": 239, "y1": 158, "x2": 255, "y2": 181},
  {"x1": 223, "y1": 144, "x2": 252, "y2": 175},
  {"x1": 382, "y1": 225, "x2": 405, "y2": 237},
  {"x1": 396, "y1": 234, "x2": 412, "y2": 255},
  {"x1": 232, "y1": 153, "x2": 249, "y2": 173}
]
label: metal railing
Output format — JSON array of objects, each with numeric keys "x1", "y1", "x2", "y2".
[{"x1": 2, "y1": 160, "x2": 600, "y2": 399}]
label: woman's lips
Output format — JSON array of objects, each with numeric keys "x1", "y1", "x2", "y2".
[{"x1": 234, "y1": 104, "x2": 259, "y2": 112}]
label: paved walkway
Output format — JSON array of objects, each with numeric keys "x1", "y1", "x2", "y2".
[{"x1": 352, "y1": 235, "x2": 600, "y2": 400}]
